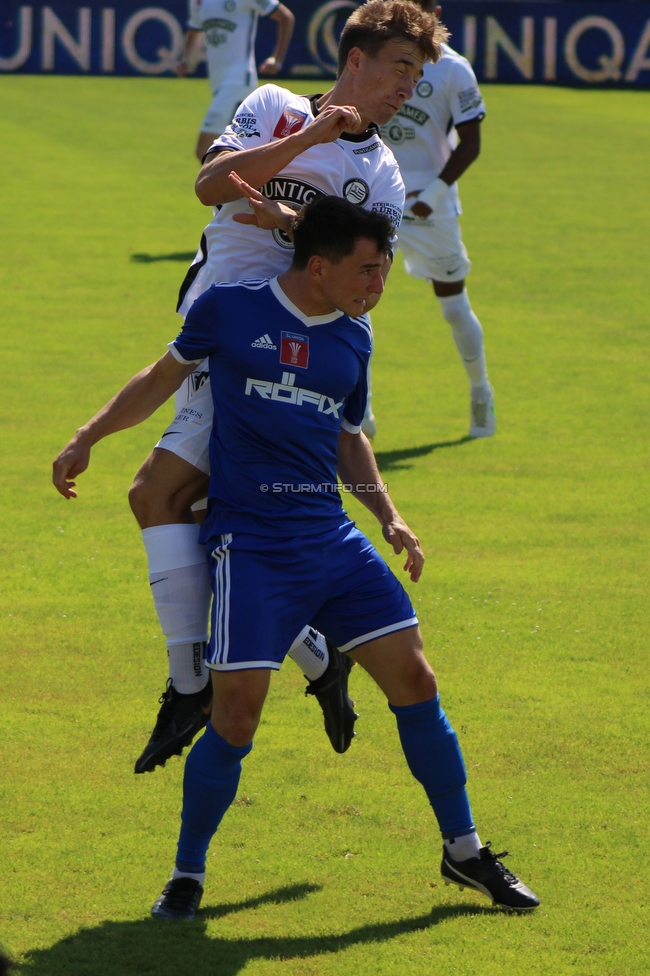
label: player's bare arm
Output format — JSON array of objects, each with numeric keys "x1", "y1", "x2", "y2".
[
  {"x1": 258, "y1": 3, "x2": 295, "y2": 77},
  {"x1": 195, "y1": 105, "x2": 365, "y2": 206},
  {"x1": 176, "y1": 28, "x2": 203, "y2": 78},
  {"x1": 52, "y1": 353, "x2": 195, "y2": 499},
  {"x1": 409, "y1": 119, "x2": 481, "y2": 218},
  {"x1": 337, "y1": 429, "x2": 424, "y2": 582},
  {"x1": 229, "y1": 173, "x2": 296, "y2": 235}
]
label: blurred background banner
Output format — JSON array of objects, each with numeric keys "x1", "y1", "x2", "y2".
[{"x1": 1, "y1": 0, "x2": 649, "y2": 86}]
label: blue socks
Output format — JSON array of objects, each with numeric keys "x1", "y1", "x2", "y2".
[
  {"x1": 389, "y1": 695, "x2": 475, "y2": 839},
  {"x1": 175, "y1": 722, "x2": 252, "y2": 873}
]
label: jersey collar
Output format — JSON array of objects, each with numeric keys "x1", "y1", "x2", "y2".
[
  {"x1": 307, "y1": 94, "x2": 380, "y2": 144},
  {"x1": 269, "y1": 277, "x2": 344, "y2": 326}
]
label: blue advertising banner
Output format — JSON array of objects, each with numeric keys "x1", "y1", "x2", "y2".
[{"x1": 1, "y1": 0, "x2": 649, "y2": 86}]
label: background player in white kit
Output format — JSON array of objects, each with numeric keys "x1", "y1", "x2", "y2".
[
  {"x1": 176, "y1": 0, "x2": 295, "y2": 161},
  {"x1": 382, "y1": 2, "x2": 495, "y2": 438},
  {"x1": 54, "y1": 2, "x2": 447, "y2": 774}
]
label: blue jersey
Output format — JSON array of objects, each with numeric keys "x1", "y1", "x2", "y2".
[{"x1": 170, "y1": 278, "x2": 372, "y2": 543}]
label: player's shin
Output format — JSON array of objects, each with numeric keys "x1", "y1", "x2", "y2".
[
  {"x1": 142, "y1": 523, "x2": 211, "y2": 694},
  {"x1": 175, "y1": 722, "x2": 253, "y2": 876},
  {"x1": 438, "y1": 289, "x2": 490, "y2": 400},
  {"x1": 389, "y1": 695, "x2": 482, "y2": 860}
]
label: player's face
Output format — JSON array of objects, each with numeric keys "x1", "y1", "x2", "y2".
[
  {"x1": 320, "y1": 239, "x2": 387, "y2": 317},
  {"x1": 351, "y1": 39, "x2": 427, "y2": 125}
]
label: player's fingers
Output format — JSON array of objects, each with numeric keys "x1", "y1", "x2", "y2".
[
  {"x1": 337, "y1": 105, "x2": 364, "y2": 131},
  {"x1": 228, "y1": 172, "x2": 264, "y2": 202},
  {"x1": 232, "y1": 213, "x2": 258, "y2": 224}
]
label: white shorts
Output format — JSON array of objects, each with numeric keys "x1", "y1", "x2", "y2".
[
  {"x1": 201, "y1": 83, "x2": 255, "y2": 134},
  {"x1": 156, "y1": 381, "x2": 213, "y2": 476},
  {"x1": 396, "y1": 214, "x2": 471, "y2": 283}
]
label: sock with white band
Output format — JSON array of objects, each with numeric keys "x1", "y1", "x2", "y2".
[
  {"x1": 142, "y1": 523, "x2": 211, "y2": 695},
  {"x1": 437, "y1": 289, "x2": 490, "y2": 400},
  {"x1": 287, "y1": 625, "x2": 329, "y2": 681},
  {"x1": 171, "y1": 866, "x2": 206, "y2": 886},
  {"x1": 444, "y1": 831, "x2": 483, "y2": 862}
]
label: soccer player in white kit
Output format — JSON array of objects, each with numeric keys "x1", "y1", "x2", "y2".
[
  {"x1": 383, "y1": 2, "x2": 495, "y2": 438},
  {"x1": 176, "y1": 0, "x2": 295, "y2": 161},
  {"x1": 54, "y1": 2, "x2": 447, "y2": 774}
]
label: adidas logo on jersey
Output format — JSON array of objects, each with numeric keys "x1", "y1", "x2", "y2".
[{"x1": 251, "y1": 334, "x2": 277, "y2": 350}]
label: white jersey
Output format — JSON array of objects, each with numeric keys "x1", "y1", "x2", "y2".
[
  {"x1": 380, "y1": 44, "x2": 485, "y2": 219},
  {"x1": 179, "y1": 84, "x2": 404, "y2": 318},
  {"x1": 187, "y1": 0, "x2": 278, "y2": 92}
]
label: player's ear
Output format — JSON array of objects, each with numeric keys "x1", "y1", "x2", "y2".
[
  {"x1": 307, "y1": 254, "x2": 325, "y2": 280},
  {"x1": 346, "y1": 46, "x2": 364, "y2": 76}
]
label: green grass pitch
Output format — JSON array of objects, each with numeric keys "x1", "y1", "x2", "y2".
[{"x1": 1, "y1": 75, "x2": 649, "y2": 974}]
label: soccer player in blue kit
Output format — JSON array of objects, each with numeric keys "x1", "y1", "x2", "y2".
[{"x1": 53, "y1": 195, "x2": 539, "y2": 919}]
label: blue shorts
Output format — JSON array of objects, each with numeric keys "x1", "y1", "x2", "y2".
[{"x1": 206, "y1": 521, "x2": 418, "y2": 671}]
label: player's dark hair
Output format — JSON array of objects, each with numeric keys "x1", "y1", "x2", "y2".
[
  {"x1": 338, "y1": 0, "x2": 447, "y2": 74},
  {"x1": 291, "y1": 197, "x2": 392, "y2": 269}
]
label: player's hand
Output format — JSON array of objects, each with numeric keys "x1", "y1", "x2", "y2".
[
  {"x1": 259, "y1": 56, "x2": 281, "y2": 76},
  {"x1": 229, "y1": 173, "x2": 296, "y2": 233},
  {"x1": 406, "y1": 191, "x2": 432, "y2": 219},
  {"x1": 52, "y1": 435, "x2": 91, "y2": 499},
  {"x1": 382, "y1": 517, "x2": 424, "y2": 582},
  {"x1": 302, "y1": 104, "x2": 365, "y2": 145},
  {"x1": 176, "y1": 57, "x2": 190, "y2": 78}
]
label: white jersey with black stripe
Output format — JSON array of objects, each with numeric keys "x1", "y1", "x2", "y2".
[{"x1": 178, "y1": 84, "x2": 404, "y2": 319}]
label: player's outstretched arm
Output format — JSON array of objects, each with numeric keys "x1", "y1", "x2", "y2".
[
  {"x1": 52, "y1": 352, "x2": 196, "y2": 499},
  {"x1": 195, "y1": 104, "x2": 364, "y2": 206},
  {"x1": 337, "y1": 430, "x2": 424, "y2": 582}
]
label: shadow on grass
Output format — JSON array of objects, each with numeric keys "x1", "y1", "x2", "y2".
[
  {"x1": 374, "y1": 436, "x2": 473, "y2": 472},
  {"x1": 19, "y1": 882, "x2": 490, "y2": 976},
  {"x1": 130, "y1": 252, "x2": 197, "y2": 264}
]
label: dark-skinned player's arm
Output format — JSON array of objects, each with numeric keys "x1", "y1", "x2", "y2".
[
  {"x1": 408, "y1": 119, "x2": 481, "y2": 218},
  {"x1": 52, "y1": 353, "x2": 196, "y2": 499},
  {"x1": 337, "y1": 430, "x2": 424, "y2": 582},
  {"x1": 195, "y1": 104, "x2": 365, "y2": 206}
]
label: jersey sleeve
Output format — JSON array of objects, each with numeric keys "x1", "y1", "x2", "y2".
[
  {"x1": 254, "y1": 0, "x2": 279, "y2": 15},
  {"x1": 170, "y1": 286, "x2": 222, "y2": 364},
  {"x1": 210, "y1": 84, "x2": 294, "y2": 152},
  {"x1": 368, "y1": 144, "x2": 405, "y2": 233},
  {"x1": 342, "y1": 333, "x2": 372, "y2": 432},
  {"x1": 186, "y1": 0, "x2": 202, "y2": 32},
  {"x1": 447, "y1": 59, "x2": 486, "y2": 127}
]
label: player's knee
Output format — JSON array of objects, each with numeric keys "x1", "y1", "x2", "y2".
[
  {"x1": 405, "y1": 653, "x2": 438, "y2": 702},
  {"x1": 215, "y1": 714, "x2": 257, "y2": 748},
  {"x1": 128, "y1": 467, "x2": 157, "y2": 524}
]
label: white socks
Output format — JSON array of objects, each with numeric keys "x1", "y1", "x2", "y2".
[
  {"x1": 172, "y1": 866, "x2": 206, "y2": 886},
  {"x1": 287, "y1": 625, "x2": 329, "y2": 681},
  {"x1": 444, "y1": 830, "x2": 482, "y2": 862},
  {"x1": 437, "y1": 289, "x2": 490, "y2": 400},
  {"x1": 142, "y1": 523, "x2": 211, "y2": 695},
  {"x1": 142, "y1": 526, "x2": 330, "y2": 689}
]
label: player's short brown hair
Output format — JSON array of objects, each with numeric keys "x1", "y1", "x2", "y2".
[{"x1": 338, "y1": 1, "x2": 448, "y2": 74}]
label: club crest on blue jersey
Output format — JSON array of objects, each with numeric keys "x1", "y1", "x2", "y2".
[{"x1": 280, "y1": 332, "x2": 309, "y2": 369}]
